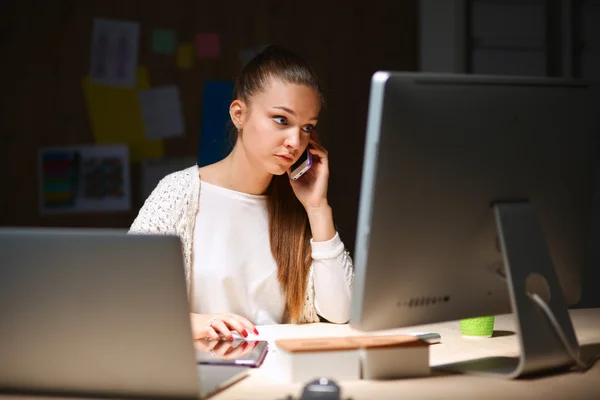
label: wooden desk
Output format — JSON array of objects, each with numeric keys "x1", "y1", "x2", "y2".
[
  {"x1": 2, "y1": 309, "x2": 599, "y2": 400},
  {"x1": 214, "y1": 308, "x2": 600, "y2": 400}
]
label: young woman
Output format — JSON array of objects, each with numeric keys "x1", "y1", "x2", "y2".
[{"x1": 129, "y1": 45, "x2": 354, "y2": 341}]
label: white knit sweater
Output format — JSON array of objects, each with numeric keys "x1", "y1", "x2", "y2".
[{"x1": 128, "y1": 165, "x2": 355, "y2": 323}]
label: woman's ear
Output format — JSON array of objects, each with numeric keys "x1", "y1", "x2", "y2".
[{"x1": 229, "y1": 100, "x2": 245, "y2": 130}]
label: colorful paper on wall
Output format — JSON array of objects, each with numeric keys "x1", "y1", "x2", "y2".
[
  {"x1": 176, "y1": 43, "x2": 194, "y2": 69},
  {"x1": 38, "y1": 145, "x2": 131, "y2": 214},
  {"x1": 198, "y1": 80, "x2": 234, "y2": 167},
  {"x1": 83, "y1": 66, "x2": 164, "y2": 162},
  {"x1": 151, "y1": 28, "x2": 176, "y2": 55},
  {"x1": 90, "y1": 18, "x2": 140, "y2": 88},
  {"x1": 39, "y1": 150, "x2": 79, "y2": 208},
  {"x1": 195, "y1": 33, "x2": 221, "y2": 59}
]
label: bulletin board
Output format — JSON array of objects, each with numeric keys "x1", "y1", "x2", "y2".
[{"x1": 0, "y1": 0, "x2": 418, "y2": 252}]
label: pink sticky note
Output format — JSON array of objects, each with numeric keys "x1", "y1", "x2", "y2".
[{"x1": 195, "y1": 33, "x2": 221, "y2": 58}]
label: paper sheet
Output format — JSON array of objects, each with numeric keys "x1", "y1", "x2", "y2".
[
  {"x1": 83, "y1": 66, "x2": 164, "y2": 162},
  {"x1": 198, "y1": 80, "x2": 235, "y2": 167},
  {"x1": 138, "y1": 85, "x2": 185, "y2": 140},
  {"x1": 151, "y1": 28, "x2": 176, "y2": 55},
  {"x1": 177, "y1": 43, "x2": 194, "y2": 69},
  {"x1": 195, "y1": 33, "x2": 221, "y2": 58},
  {"x1": 90, "y1": 18, "x2": 140, "y2": 88},
  {"x1": 238, "y1": 44, "x2": 269, "y2": 68},
  {"x1": 140, "y1": 157, "x2": 197, "y2": 201},
  {"x1": 38, "y1": 145, "x2": 131, "y2": 214}
]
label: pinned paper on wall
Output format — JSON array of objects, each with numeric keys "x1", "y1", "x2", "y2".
[
  {"x1": 195, "y1": 33, "x2": 221, "y2": 59},
  {"x1": 238, "y1": 44, "x2": 269, "y2": 68},
  {"x1": 138, "y1": 85, "x2": 185, "y2": 140},
  {"x1": 151, "y1": 28, "x2": 176, "y2": 55},
  {"x1": 90, "y1": 18, "x2": 140, "y2": 88},
  {"x1": 38, "y1": 145, "x2": 131, "y2": 214},
  {"x1": 83, "y1": 66, "x2": 164, "y2": 162},
  {"x1": 140, "y1": 157, "x2": 197, "y2": 201},
  {"x1": 198, "y1": 80, "x2": 235, "y2": 167},
  {"x1": 177, "y1": 43, "x2": 194, "y2": 69}
]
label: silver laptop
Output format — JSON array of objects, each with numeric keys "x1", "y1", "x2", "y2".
[{"x1": 0, "y1": 228, "x2": 248, "y2": 399}]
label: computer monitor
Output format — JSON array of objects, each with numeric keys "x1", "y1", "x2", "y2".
[{"x1": 350, "y1": 72, "x2": 599, "y2": 378}]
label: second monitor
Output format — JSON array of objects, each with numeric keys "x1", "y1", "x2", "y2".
[{"x1": 350, "y1": 71, "x2": 599, "y2": 377}]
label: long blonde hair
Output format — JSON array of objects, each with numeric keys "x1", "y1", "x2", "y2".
[{"x1": 233, "y1": 45, "x2": 324, "y2": 322}]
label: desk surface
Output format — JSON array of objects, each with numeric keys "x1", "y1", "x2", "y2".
[
  {"x1": 2, "y1": 308, "x2": 600, "y2": 400},
  {"x1": 215, "y1": 308, "x2": 600, "y2": 400}
]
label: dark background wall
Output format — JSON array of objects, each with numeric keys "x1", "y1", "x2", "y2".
[
  {"x1": 2, "y1": 0, "x2": 596, "y2": 309},
  {"x1": 0, "y1": 0, "x2": 419, "y2": 254}
]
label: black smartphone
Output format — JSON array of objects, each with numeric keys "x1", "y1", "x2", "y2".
[{"x1": 196, "y1": 340, "x2": 269, "y2": 368}]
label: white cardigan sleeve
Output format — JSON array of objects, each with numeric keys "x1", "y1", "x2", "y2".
[
  {"x1": 309, "y1": 233, "x2": 354, "y2": 324},
  {"x1": 128, "y1": 166, "x2": 200, "y2": 298},
  {"x1": 129, "y1": 175, "x2": 182, "y2": 234},
  {"x1": 129, "y1": 166, "x2": 199, "y2": 236}
]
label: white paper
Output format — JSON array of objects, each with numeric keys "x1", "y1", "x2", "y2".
[
  {"x1": 138, "y1": 85, "x2": 185, "y2": 140},
  {"x1": 141, "y1": 157, "x2": 196, "y2": 201},
  {"x1": 38, "y1": 145, "x2": 131, "y2": 214},
  {"x1": 90, "y1": 18, "x2": 140, "y2": 88}
]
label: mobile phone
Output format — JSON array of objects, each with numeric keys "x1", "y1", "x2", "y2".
[
  {"x1": 196, "y1": 340, "x2": 269, "y2": 368},
  {"x1": 290, "y1": 148, "x2": 312, "y2": 180},
  {"x1": 410, "y1": 332, "x2": 441, "y2": 344}
]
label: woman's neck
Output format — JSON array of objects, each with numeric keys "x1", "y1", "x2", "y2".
[{"x1": 204, "y1": 145, "x2": 273, "y2": 195}]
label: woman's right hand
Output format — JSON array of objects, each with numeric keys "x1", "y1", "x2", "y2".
[{"x1": 190, "y1": 312, "x2": 259, "y2": 341}]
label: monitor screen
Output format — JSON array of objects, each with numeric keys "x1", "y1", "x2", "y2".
[{"x1": 350, "y1": 72, "x2": 599, "y2": 331}]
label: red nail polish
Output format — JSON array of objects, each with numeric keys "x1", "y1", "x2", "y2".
[
  {"x1": 242, "y1": 342, "x2": 248, "y2": 349},
  {"x1": 254, "y1": 328, "x2": 259, "y2": 335},
  {"x1": 228, "y1": 336, "x2": 234, "y2": 341},
  {"x1": 242, "y1": 330, "x2": 248, "y2": 337}
]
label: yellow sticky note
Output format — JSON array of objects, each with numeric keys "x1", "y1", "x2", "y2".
[
  {"x1": 82, "y1": 66, "x2": 164, "y2": 162},
  {"x1": 177, "y1": 43, "x2": 194, "y2": 70}
]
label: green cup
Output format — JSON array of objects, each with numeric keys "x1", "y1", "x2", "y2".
[{"x1": 460, "y1": 316, "x2": 495, "y2": 338}]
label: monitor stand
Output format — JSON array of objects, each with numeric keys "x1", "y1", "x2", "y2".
[{"x1": 438, "y1": 201, "x2": 580, "y2": 378}]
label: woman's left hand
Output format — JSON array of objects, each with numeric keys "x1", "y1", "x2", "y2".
[{"x1": 289, "y1": 136, "x2": 330, "y2": 210}]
